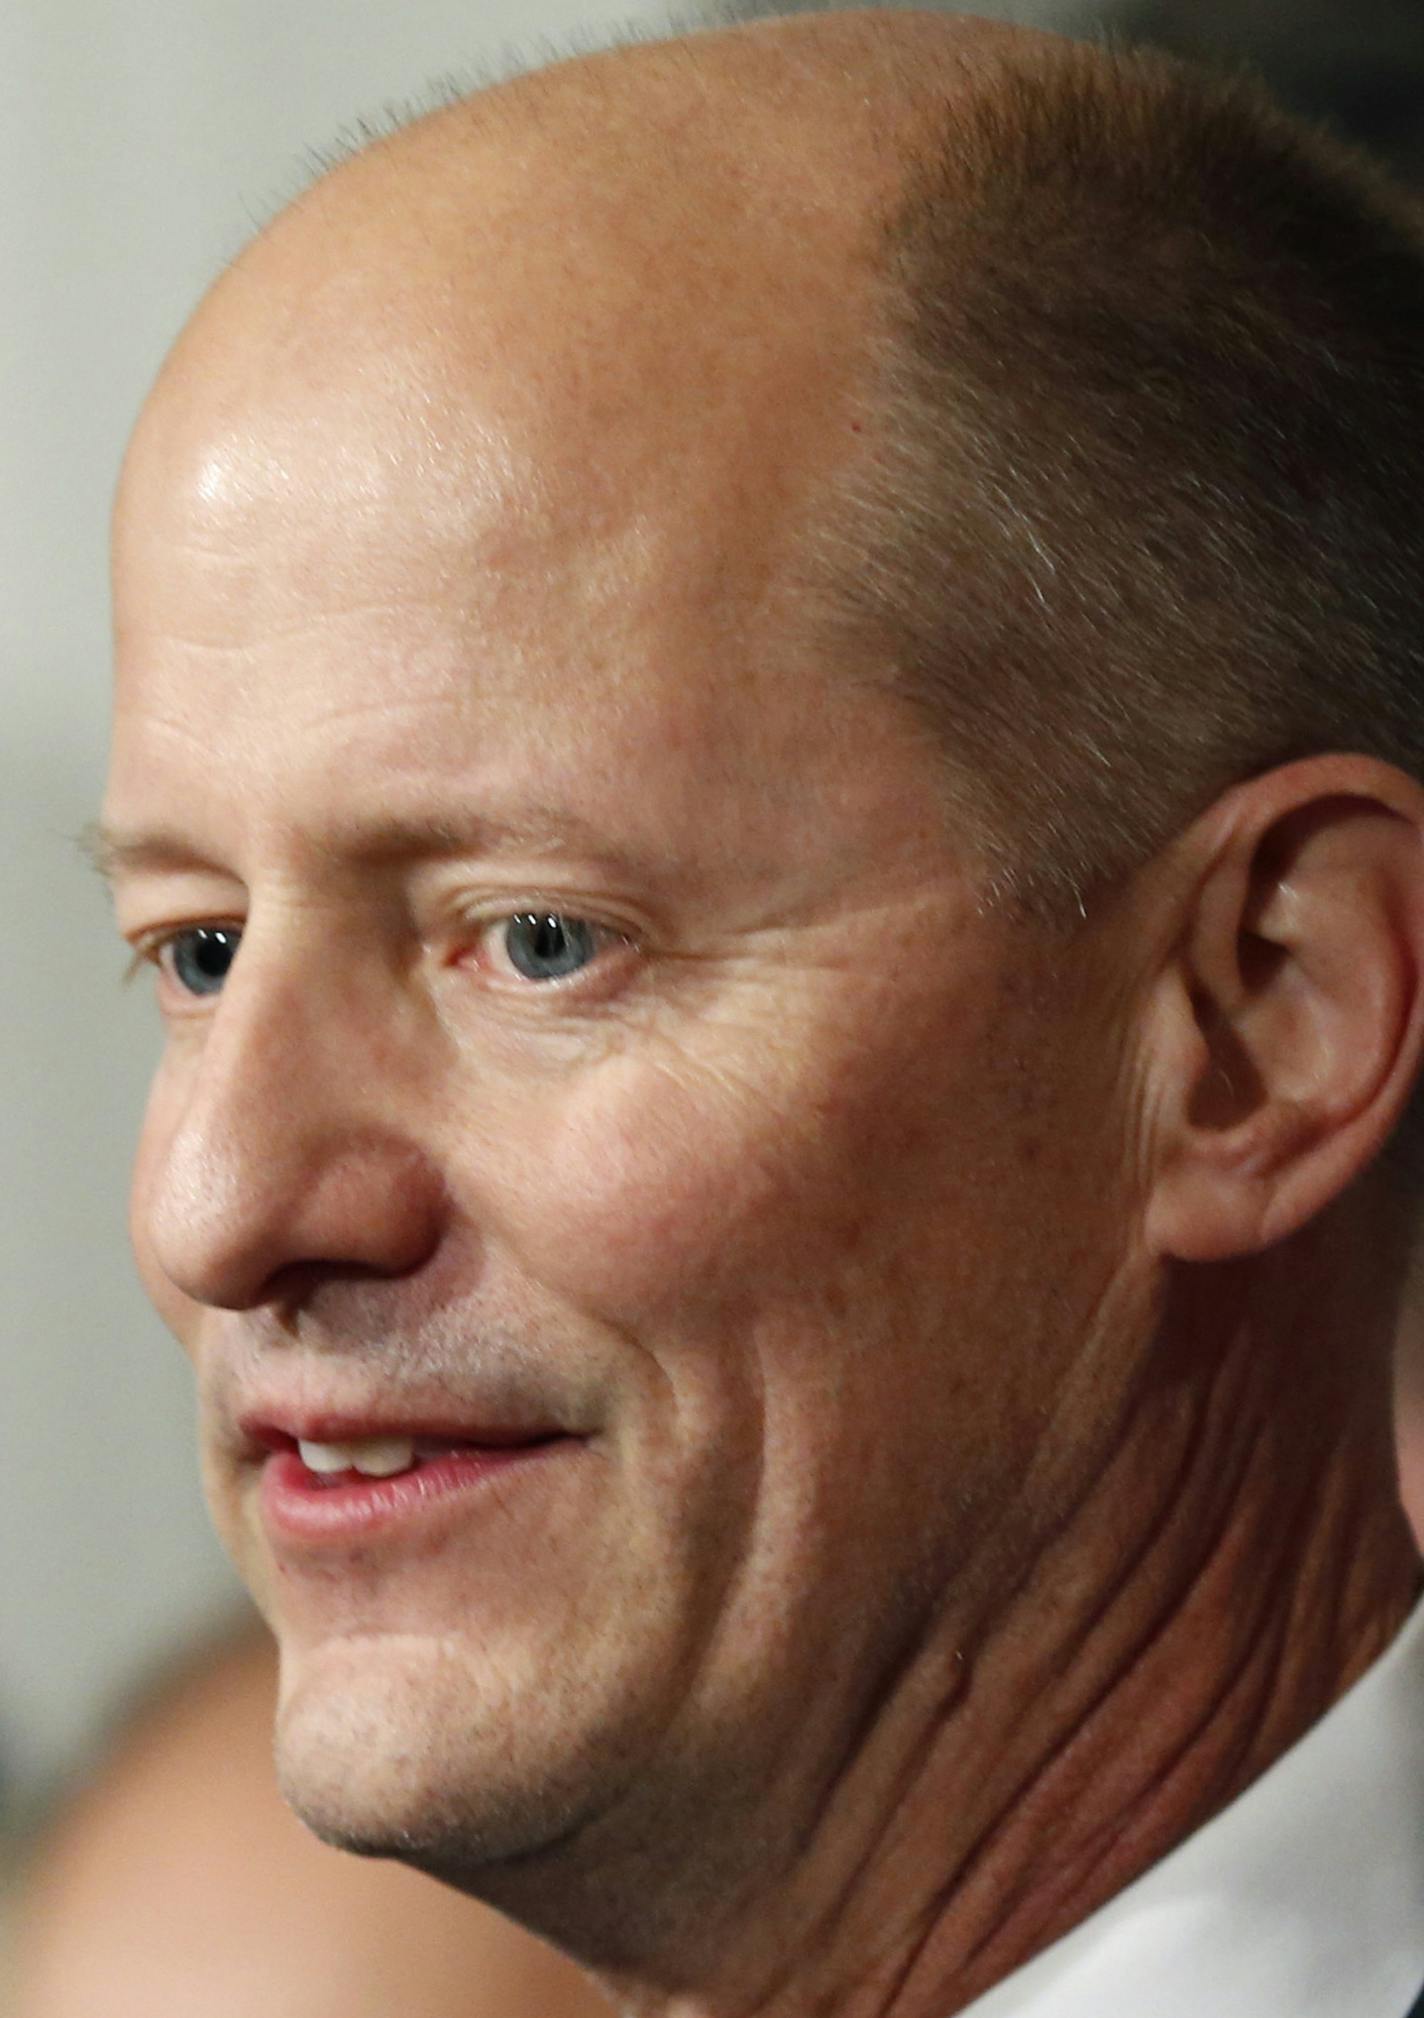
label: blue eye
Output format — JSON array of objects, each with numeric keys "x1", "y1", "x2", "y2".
[
  {"x1": 502, "y1": 913, "x2": 598, "y2": 982},
  {"x1": 164, "y1": 925, "x2": 242, "y2": 997}
]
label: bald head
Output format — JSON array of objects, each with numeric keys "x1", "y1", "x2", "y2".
[
  {"x1": 164, "y1": 7, "x2": 1042, "y2": 379},
  {"x1": 118, "y1": 8, "x2": 1424, "y2": 921},
  {"x1": 117, "y1": 14, "x2": 1071, "y2": 760}
]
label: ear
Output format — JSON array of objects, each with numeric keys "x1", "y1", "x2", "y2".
[{"x1": 1142, "y1": 756, "x2": 1424, "y2": 1262}]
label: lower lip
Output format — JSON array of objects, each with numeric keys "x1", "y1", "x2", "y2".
[{"x1": 259, "y1": 1441, "x2": 573, "y2": 1545}]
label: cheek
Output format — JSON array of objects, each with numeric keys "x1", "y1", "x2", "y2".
[{"x1": 478, "y1": 1002, "x2": 976, "y2": 1335}]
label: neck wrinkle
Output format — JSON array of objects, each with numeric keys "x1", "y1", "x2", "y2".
[
  {"x1": 604, "y1": 1218, "x2": 1418, "y2": 2018},
  {"x1": 877, "y1": 1250, "x2": 1419, "y2": 2016}
]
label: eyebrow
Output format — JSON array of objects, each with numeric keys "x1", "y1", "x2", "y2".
[
  {"x1": 81, "y1": 809, "x2": 656, "y2": 888},
  {"x1": 80, "y1": 822, "x2": 226, "y2": 887}
]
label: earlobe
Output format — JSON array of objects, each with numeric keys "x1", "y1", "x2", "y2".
[{"x1": 1142, "y1": 762, "x2": 1424, "y2": 1265}]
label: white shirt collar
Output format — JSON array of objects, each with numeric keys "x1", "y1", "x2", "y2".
[{"x1": 964, "y1": 1600, "x2": 1424, "y2": 2018}]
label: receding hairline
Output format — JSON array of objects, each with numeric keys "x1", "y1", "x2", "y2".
[
  {"x1": 224, "y1": 9, "x2": 1077, "y2": 310},
  {"x1": 128, "y1": 12, "x2": 1095, "y2": 590}
]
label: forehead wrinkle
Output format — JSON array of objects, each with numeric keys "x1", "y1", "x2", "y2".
[{"x1": 90, "y1": 803, "x2": 661, "y2": 888}]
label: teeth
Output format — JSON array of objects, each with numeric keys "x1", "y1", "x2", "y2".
[{"x1": 297, "y1": 1436, "x2": 416, "y2": 1478}]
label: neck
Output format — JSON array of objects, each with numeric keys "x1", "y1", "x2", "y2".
[{"x1": 601, "y1": 1203, "x2": 1421, "y2": 2018}]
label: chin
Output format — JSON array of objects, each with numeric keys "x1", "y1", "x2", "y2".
[{"x1": 270, "y1": 1626, "x2": 630, "y2": 1883}]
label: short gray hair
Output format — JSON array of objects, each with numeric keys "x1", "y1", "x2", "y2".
[{"x1": 820, "y1": 40, "x2": 1424, "y2": 917}]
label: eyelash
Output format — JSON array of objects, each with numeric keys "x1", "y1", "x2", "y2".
[
  {"x1": 125, "y1": 910, "x2": 640, "y2": 996},
  {"x1": 470, "y1": 912, "x2": 635, "y2": 986},
  {"x1": 123, "y1": 925, "x2": 242, "y2": 987}
]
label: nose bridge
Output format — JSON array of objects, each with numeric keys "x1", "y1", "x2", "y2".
[{"x1": 145, "y1": 929, "x2": 443, "y2": 1310}]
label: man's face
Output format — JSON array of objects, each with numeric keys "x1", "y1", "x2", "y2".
[{"x1": 103, "y1": 224, "x2": 1144, "y2": 1906}]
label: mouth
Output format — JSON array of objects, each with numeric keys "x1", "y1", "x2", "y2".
[{"x1": 240, "y1": 1415, "x2": 582, "y2": 1546}]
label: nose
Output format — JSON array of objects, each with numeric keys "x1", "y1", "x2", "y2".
[{"x1": 137, "y1": 942, "x2": 447, "y2": 1314}]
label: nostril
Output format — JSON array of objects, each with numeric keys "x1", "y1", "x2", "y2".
[{"x1": 267, "y1": 1258, "x2": 413, "y2": 1314}]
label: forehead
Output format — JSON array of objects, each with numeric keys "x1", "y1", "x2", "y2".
[
  {"x1": 107, "y1": 291, "x2": 936, "y2": 897},
  {"x1": 104, "y1": 66, "x2": 939, "y2": 879}
]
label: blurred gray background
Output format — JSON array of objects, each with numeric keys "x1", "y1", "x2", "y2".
[{"x1": 4, "y1": 0, "x2": 1421, "y2": 1829}]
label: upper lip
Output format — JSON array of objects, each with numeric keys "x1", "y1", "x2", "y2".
[{"x1": 234, "y1": 1407, "x2": 576, "y2": 1461}]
